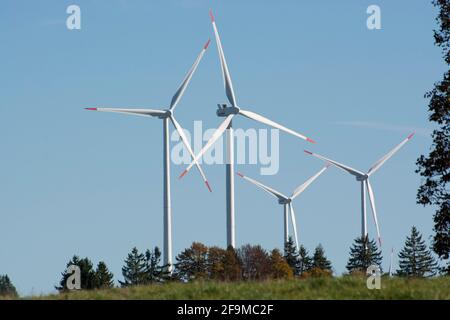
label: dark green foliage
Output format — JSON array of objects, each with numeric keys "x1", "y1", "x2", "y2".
[
  {"x1": 297, "y1": 245, "x2": 313, "y2": 276},
  {"x1": 346, "y1": 236, "x2": 382, "y2": 274},
  {"x1": 312, "y1": 244, "x2": 332, "y2": 272},
  {"x1": 416, "y1": 0, "x2": 450, "y2": 275},
  {"x1": 397, "y1": 226, "x2": 439, "y2": 277},
  {"x1": 94, "y1": 261, "x2": 114, "y2": 289},
  {"x1": 284, "y1": 237, "x2": 299, "y2": 275},
  {"x1": 0, "y1": 275, "x2": 18, "y2": 297},
  {"x1": 120, "y1": 247, "x2": 149, "y2": 287},
  {"x1": 56, "y1": 256, "x2": 96, "y2": 291},
  {"x1": 144, "y1": 247, "x2": 171, "y2": 283}
]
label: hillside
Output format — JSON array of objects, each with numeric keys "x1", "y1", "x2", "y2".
[{"x1": 27, "y1": 276, "x2": 450, "y2": 300}]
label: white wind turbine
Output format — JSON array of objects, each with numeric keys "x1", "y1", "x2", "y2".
[
  {"x1": 86, "y1": 40, "x2": 212, "y2": 270},
  {"x1": 236, "y1": 165, "x2": 329, "y2": 250},
  {"x1": 304, "y1": 132, "x2": 415, "y2": 245},
  {"x1": 180, "y1": 11, "x2": 315, "y2": 248}
]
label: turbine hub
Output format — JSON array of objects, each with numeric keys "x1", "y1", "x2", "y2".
[
  {"x1": 278, "y1": 198, "x2": 291, "y2": 205},
  {"x1": 216, "y1": 104, "x2": 240, "y2": 117},
  {"x1": 356, "y1": 174, "x2": 368, "y2": 181},
  {"x1": 158, "y1": 109, "x2": 172, "y2": 119}
]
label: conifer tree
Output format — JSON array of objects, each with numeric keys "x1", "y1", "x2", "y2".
[
  {"x1": 311, "y1": 244, "x2": 333, "y2": 273},
  {"x1": 397, "y1": 226, "x2": 438, "y2": 277},
  {"x1": 297, "y1": 245, "x2": 313, "y2": 276},
  {"x1": 94, "y1": 261, "x2": 114, "y2": 289},
  {"x1": 144, "y1": 246, "x2": 170, "y2": 283},
  {"x1": 284, "y1": 237, "x2": 299, "y2": 275},
  {"x1": 0, "y1": 275, "x2": 18, "y2": 297},
  {"x1": 346, "y1": 236, "x2": 382, "y2": 274},
  {"x1": 56, "y1": 255, "x2": 96, "y2": 291},
  {"x1": 120, "y1": 247, "x2": 148, "y2": 287}
]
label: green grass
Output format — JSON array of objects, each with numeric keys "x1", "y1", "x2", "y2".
[{"x1": 24, "y1": 276, "x2": 450, "y2": 300}]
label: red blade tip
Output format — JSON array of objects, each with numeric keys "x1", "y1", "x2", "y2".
[
  {"x1": 205, "y1": 181, "x2": 212, "y2": 192},
  {"x1": 304, "y1": 150, "x2": 313, "y2": 155},
  {"x1": 204, "y1": 39, "x2": 211, "y2": 50},
  {"x1": 306, "y1": 137, "x2": 316, "y2": 144},
  {"x1": 179, "y1": 170, "x2": 188, "y2": 179},
  {"x1": 209, "y1": 10, "x2": 215, "y2": 22},
  {"x1": 85, "y1": 107, "x2": 97, "y2": 111},
  {"x1": 407, "y1": 132, "x2": 415, "y2": 140},
  {"x1": 236, "y1": 172, "x2": 244, "y2": 178}
]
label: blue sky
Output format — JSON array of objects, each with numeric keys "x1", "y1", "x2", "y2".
[{"x1": 0, "y1": 0, "x2": 444, "y2": 295}]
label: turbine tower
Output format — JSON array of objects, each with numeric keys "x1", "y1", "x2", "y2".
[
  {"x1": 180, "y1": 11, "x2": 315, "y2": 248},
  {"x1": 86, "y1": 40, "x2": 212, "y2": 270},
  {"x1": 237, "y1": 165, "x2": 329, "y2": 250},
  {"x1": 305, "y1": 132, "x2": 414, "y2": 245}
]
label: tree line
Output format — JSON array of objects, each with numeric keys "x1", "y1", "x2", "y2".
[
  {"x1": 49, "y1": 226, "x2": 440, "y2": 292},
  {"x1": 0, "y1": 225, "x2": 442, "y2": 296}
]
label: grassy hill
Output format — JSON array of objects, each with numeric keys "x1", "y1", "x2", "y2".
[{"x1": 28, "y1": 276, "x2": 450, "y2": 300}]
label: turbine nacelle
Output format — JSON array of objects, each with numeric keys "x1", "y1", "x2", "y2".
[
  {"x1": 216, "y1": 104, "x2": 240, "y2": 117},
  {"x1": 278, "y1": 198, "x2": 291, "y2": 205},
  {"x1": 157, "y1": 109, "x2": 173, "y2": 119},
  {"x1": 356, "y1": 174, "x2": 369, "y2": 182}
]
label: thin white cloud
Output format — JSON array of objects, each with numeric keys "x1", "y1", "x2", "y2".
[{"x1": 332, "y1": 121, "x2": 432, "y2": 137}]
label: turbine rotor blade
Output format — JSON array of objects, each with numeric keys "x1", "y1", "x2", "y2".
[
  {"x1": 180, "y1": 115, "x2": 234, "y2": 178},
  {"x1": 239, "y1": 109, "x2": 315, "y2": 143},
  {"x1": 289, "y1": 203, "x2": 299, "y2": 250},
  {"x1": 366, "y1": 179, "x2": 382, "y2": 246},
  {"x1": 291, "y1": 165, "x2": 329, "y2": 200},
  {"x1": 170, "y1": 39, "x2": 211, "y2": 111},
  {"x1": 236, "y1": 172, "x2": 288, "y2": 201},
  {"x1": 304, "y1": 150, "x2": 365, "y2": 178},
  {"x1": 85, "y1": 108, "x2": 166, "y2": 117},
  {"x1": 170, "y1": 116, "x2": 211, "y2": 192},
  {"x1": 210, "y1": 10, "x2": 237, "y2": 106},
  {"x1": 367, "y1": 132, "x2": 415, "y2": 176}
]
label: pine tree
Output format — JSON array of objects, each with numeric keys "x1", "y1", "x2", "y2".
[
  {"x1": 346, "y1": 236, "x2": 382, "y2": 274},
  {"x1": 56, "y1": 255, "x2": 96, "y2": 291},
  {"x1": 94, "y1": 261, "x2": 114, "y2": 289},
  {"x1": 0, "y1": 275, "x2": 18, "y2": 297},
  {"x1": 270, "y1": 249, "x2": 294, "y2": 279},
  {"x1": 415, "y1": 0, "x2": 450, "y2": 275},
  {"x1": 145, "y1": 246, "x2": 170, "y2": 283},
  {"x1": 397, "y1": 226, "x2": 438, "y2": 277},
  {"x1": 119, "y1": 247, "x2": 148, "y2": 287},
  {"x1": 311, "y1": 244, "x2": 333, "y2": 274},
  {"x1": 297, "y1": 245, "x2": 313, "y2": 276},
  {"x1": 284, "y1": 237, "x2": 299, "y2": 275},
  {"x1": 174, "y1": 242, "x2": 209, "y2": 281}
]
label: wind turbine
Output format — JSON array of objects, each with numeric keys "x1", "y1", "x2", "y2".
[
  {"x1": 180, "y1": 11, "x2": 315, "y2": 248},
  {"x1": 236, "y1": 165, "x2": 329, "y2": 250},
  {"x1": 86, "y1": 40, "x2": 212, "y2": 270},
  {"x1": 304, "y1": 132, "x2": 415, "y2": 245}
]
